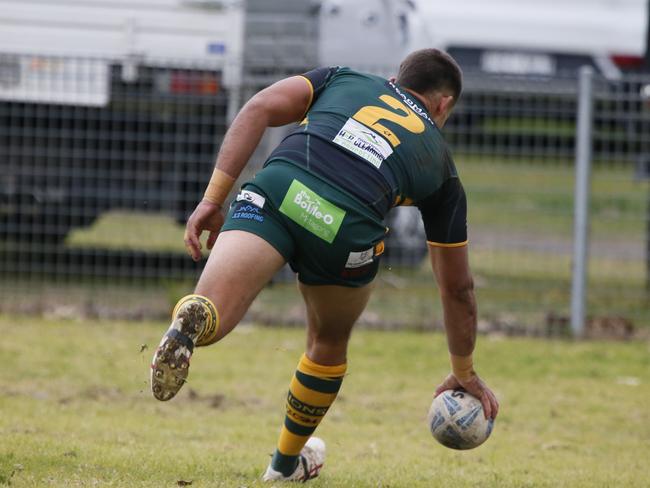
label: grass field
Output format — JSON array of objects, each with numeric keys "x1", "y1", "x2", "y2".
[{"x1": 1, "y1": 315, "x2": 648, "y2": 487}]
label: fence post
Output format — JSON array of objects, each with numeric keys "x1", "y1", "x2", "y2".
[{"x1": 571, "y1": 66, "x2": 594, "y2": 338}]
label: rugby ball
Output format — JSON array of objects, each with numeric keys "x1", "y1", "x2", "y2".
[{"x1": 427, "y1": 389, "x2": 494, "y2": 450}]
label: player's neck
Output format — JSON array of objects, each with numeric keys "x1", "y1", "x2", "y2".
[
  {"x1": 401, "y1": 87, "x2": 449, "y2": 128},
  {"x1": 403, "y1": 88, "x2": 430, "y2": 113}
]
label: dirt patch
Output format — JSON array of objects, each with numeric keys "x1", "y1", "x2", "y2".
[
  {"x1": 59, "y1": 386, "x2": 124, "y2": 405},
  {"x1": 186, "y1": 388, "x2": 225, "y2": 409}
]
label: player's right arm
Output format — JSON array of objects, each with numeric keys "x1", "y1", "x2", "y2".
[
  {"x1": 183, "y1": 75, "x2": 315, "y2": 261},
  {"x1": 429, "y1": 243, "x2": 476, "y2": 356},
  {"x1": 417, "y1": 178, "x2": 499, "y2": 419},
  {"x1": 428, "y1": 243, "x2": 499, "y2": 420}
]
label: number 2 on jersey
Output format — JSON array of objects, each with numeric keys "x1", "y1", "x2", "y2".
[{"x1": 352, "y1": 95, "x2": 425, "y2": 148}]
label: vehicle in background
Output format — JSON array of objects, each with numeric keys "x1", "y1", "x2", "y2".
[
  {"x1": 0, "y1": 0, "x2": 246, "y2": 242},
  {"x1": 319, "y1": 0, "x2": 648, "y2": 83}
]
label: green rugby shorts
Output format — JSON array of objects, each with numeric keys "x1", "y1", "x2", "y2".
[{"x1": 221, "y1": 160, "x2": 387, "y2": 287}]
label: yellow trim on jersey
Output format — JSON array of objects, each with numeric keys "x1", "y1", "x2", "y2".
[
  {"x1": 393, "y1": 195, "x2": 414, "y2": 207},
  {"x1": 427, "y1": 240, "x2": 468, "y2": 248},
  {"x1": 374, "y1": 241, "x2": 385, "y2": 256},
  {"x1": 298, "y1": 75, "x2": 314, "y2": 121}
]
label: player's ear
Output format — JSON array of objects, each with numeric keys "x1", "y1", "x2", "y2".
[
  {"x1": 437, "y1": 94, "x2": 455, "y2": 116},
  {"x1": 429, "y1": 93, "x2": 456, "y2": 127},
  {"x1": 389, "y1": 76, "x2": 397, "y2": 83}
]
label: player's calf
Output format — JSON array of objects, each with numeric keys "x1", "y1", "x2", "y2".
[{"x1": 150, "y1": 294, "x2": 219, "y2": 401}]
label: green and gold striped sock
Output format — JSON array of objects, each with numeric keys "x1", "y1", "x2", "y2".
[{"x1": 271, "y1": 353, "x2": 346, "y2": 476}]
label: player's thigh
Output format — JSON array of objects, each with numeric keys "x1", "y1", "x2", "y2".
[{"x1": 195, "y1": 230, "x2": 286, "y2": 338}]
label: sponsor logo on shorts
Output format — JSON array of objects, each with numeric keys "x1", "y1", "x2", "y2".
[
  {"x1": 279, "y1": 180, "x2": 345, "y2": 243},
  {"x1": 231, "y1": 204, "x2": 264, "y2": 223},
  {"x1": 236, "y1": 189, "x2": 265, "y2": 208},
  {"x1": 345, "y1": 247, "x2": 374, "y2": 269},
  {"x1": 332, "y1": 118, "x2": 393, "y2": 168}
]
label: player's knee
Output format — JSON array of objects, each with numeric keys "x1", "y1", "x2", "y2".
[
  {"x1": 309, "y1": 324, "x2": 353, "y2": 345},
  {"x1": 173, "y1": 294, "x2": 220, "y2": 346},
  {"x1": 307, "y1": 333, "x2": 349, "y2": 363}
]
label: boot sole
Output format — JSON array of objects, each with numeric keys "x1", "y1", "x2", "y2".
[{"x1": 150, "y1": 334, "x2": 190, "y2": 401}]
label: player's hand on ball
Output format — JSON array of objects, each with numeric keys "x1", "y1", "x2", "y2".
[
  {"x1": 184, "y1": 200, "x2": 225, "y2": 261},
  {"x1": 435, "y1": 373, "x2": 499, "y2": 420}
]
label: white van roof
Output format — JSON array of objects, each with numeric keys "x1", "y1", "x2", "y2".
[
  {"x1": 413, "y1": 0, "x2": 647, "y2": 57},
  {"x1": 319, "y1": 0, "x2": 647, "y2": 70}
]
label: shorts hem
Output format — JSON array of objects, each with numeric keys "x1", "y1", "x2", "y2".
[{"x1": 297, "y1": 275, "x2": 376, "y2": 288}]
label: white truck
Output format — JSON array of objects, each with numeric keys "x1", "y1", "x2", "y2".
[
  {"x1": 0, "y1": 0, "x2": 244, "y2": 107},
  {"x1": 319, "y1": 0, "x2": 648, "y2": 82},
  {"x1": 0, "y1": 0, "x2": 250, "y2": 241}
]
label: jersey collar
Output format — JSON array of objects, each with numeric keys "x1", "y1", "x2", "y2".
[{"x1": 385, "y1": 80, "x2": 437, "y2": 129}]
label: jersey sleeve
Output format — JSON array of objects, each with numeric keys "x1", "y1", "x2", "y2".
[
  {"x1": 299, "y1": 67, "x2": 339, "y2": 112},
  {"x1": 416, "y1": 177, "x2": 468, "y2": 247}
]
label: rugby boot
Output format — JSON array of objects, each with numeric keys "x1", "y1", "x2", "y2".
[
  {"x1": 262, "y1": 437, "x2": 326, "y2": 482},
  {"x1": 150, "y1": 295, "x2": 218, "y2": 401}
]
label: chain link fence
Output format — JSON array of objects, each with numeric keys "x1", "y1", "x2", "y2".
[{"x1": 0, "y1": 53, "x2": 648, "y2": 336}]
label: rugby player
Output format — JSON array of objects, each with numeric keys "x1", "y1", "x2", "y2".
[{"x1": 150, "y1": 48, "x2": 499, "y2": 482}]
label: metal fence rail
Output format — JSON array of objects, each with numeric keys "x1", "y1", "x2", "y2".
[{"x1": 1, "y1": 53, "x2": 648, "y2": 336}]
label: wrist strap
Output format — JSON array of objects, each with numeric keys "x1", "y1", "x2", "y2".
[
  {"x1": 204, "y1": 167, "x2": 235, "y2": 206},
  {"x1": 450, "y1": 354, "x2": 475, "y2": 382}
]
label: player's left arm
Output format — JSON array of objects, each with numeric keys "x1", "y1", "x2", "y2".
[
  {"x1": 213, "y1": 76, "x2": 314, "y2": 179},
  {"x1": 207, "y1": 66, "x2": 338, "y2": 186},
  {"x1": 183, "y1": 75, "x2": 313, "y2": 260}
]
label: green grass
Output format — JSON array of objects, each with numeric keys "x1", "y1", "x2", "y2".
[
  {"x1": 66, "y1": 211, "x2": 187, "y2": 253},
  {"x1": 461, "y1": 159, "x2": 647, "y2": 240},
  {"x1": 482, "y1": 118, "x2": 576, "y2": 137},
  {"x1": 0, "y1": 316, "x2": 648, "y2": 487}
]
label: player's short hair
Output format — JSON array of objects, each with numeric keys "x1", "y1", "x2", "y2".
[{"x1": 396, "y1": 49, "x2": 463, "y2": 102}]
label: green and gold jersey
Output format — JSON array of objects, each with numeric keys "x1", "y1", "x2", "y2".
[{"x1": 267, "y1": 66, "x2": 467, "y2": 247}]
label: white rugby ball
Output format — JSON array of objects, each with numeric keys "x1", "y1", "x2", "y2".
[{"x1": 427, "y1": 389, "x2": 494, "y2": 450}]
